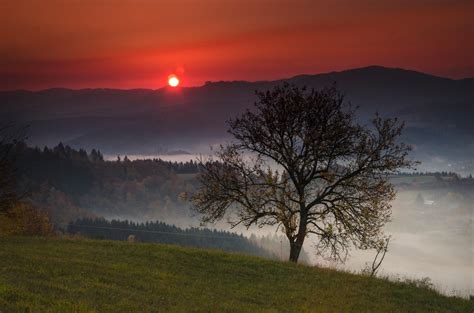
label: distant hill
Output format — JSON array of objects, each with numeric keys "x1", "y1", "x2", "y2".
[
  {"x1": 1, "y1": 236, "x2": 471, "y2": 312},
  {"x1": 1, "y1": 66, "x2": 472, "y2": 174}
]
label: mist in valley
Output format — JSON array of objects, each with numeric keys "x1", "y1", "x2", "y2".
[{"x1": 341, "y1": 185, "x2": 472, "y2": 297}]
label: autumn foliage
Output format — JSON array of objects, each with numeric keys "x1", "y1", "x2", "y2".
[{"x1": 0, "y1": 202, "x2": 53, "y2": 236}]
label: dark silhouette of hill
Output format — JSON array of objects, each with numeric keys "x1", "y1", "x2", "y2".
[{"x1": 1, "y1": 66, "x2": 472, "y2": 173}]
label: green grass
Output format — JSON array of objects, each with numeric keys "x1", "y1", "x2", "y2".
[{"x1": 0, "y1": 236, "x2": 471, "y2": 312}]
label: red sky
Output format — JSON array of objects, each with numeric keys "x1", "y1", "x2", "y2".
[{"x1": 1, "y1": 0, "x2": 472, "y2": 90}]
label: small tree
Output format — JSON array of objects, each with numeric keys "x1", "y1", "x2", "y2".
[
  {"x1": 191, "y1": 84, "x2": 415, "y2": 262},
  {"x1": 362, "y1": 236, "x2": 390, "y2": 277}
]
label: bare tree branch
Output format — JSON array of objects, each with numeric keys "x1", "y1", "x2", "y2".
[{"x1": 191, "y1": 83, "x2": 416, "y2": 262}]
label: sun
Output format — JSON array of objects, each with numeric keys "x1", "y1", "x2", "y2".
[{"x1": 168, "y1": 74, "x2": 180, "y2": 87}]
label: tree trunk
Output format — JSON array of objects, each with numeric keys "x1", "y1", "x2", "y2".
[
  {"x1": 289, "y1": 238, "x2": 304, "y2": 263},
  {"x1": 289, "y1": 206, "x2": 308, "y2": 263}
]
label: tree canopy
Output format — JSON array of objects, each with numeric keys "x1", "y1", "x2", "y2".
[{"x1": 192, "y1": 84, "x2": 415, "y2": 262}]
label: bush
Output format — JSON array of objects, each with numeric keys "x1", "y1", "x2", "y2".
[{"x1": 0, "y1": 202, "x2": 53, "y2": 236}]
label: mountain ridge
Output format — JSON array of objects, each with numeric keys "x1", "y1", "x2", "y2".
[
  {"x1": 1, "y1": 66, "x2": 472, "y2": 174},
  {"x1": 1, "y1": 65, "x2": 472, "y2": 94}
]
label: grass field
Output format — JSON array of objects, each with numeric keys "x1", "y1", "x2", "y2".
[{"x1": 0, "y1": 236, "x2": 472, "y2": 312}]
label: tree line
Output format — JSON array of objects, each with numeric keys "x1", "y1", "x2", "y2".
[
  {"x1": 11, "y1": 143, "x2": 201, "y2": 224},
  {"x1": 67, "y1": 217, "x2": 282, "y2": 259}
]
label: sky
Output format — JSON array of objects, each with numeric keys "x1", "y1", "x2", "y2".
[{"x1": 1, "y1": 0, "x2": 472, "y2": 90}]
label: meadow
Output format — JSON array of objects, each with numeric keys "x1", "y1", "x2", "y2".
[{"x1": 0, "y1": 236, "x2": 472, "y2": 312}]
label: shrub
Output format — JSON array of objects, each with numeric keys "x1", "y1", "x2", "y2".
[{"x1": 0, "y1": 202, "x2": 54, "y2": 236}]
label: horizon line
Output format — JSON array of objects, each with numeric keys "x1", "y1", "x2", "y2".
[{"x1": 1, "y1": 65, "x2": 472, "y2": 93}]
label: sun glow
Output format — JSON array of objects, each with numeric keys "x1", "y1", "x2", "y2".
[{"x1": 168, "y1": 75, "x2": 180, "y2": 87}]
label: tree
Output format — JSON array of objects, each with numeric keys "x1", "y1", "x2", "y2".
[
  {"x1": 0, "y1": 123, "x2": 27, "y2": 214},
  {"x1": 191, "y1": 84, "x2": 415, "y2": 263},
  {"x1": 362, "y1": 236, "x2": 390, "y2": 277}
]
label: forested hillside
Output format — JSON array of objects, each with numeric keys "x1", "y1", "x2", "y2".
[
  {"x1": 14, "y1": 143, "x2": 199, "y2": 224},
  {"x1": 67, "y1": 218, "x2": 273, "y2": 259}
]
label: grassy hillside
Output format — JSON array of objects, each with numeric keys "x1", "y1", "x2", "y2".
[{"x1": 0, "y1": 237, "x2": 471, "y2": 312}]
